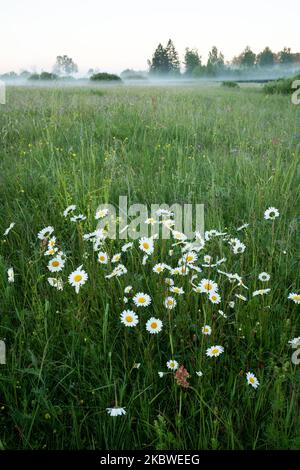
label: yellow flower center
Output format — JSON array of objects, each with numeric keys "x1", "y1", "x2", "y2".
[
  {"x1": 249, "y1": 377, "x2": 255, "y2": 384},
  {"x1": 52, "y1": 261, "x2": 60, "y2": 267},
  {"x1": 212, "y1": 348, "x2": 219, "y2": 355},
  {"x1": 167, "y1": 299, "x2": 174, "y2": 305},
  {"x1": 293, "y1": 295, "x2": 300, "y2": 301},
  {"x1": 143, "y1": 242, "x2": 149, "y2": 249},
  {"x1": 151, "y1": 322, "x2": 158, "y2": 329},
  {"x1": 138, "y1": 297, "x2": 145, "y2": 303},
  {"x1": 125, "y1": 315, "x2": 133, "y2": 323},
  {"x1": 99, "y1": 256, "x2": 105, "y2": 261},
  {"x1": 74, "y1": 274, "x2": 82, "y2": 282},
  {"x1": 211, "y1": 295, "x2": 217, "y2": 301},
  {"x1": 204, "y1": 283, "x2": 212, "y2": 290},
  {"x1": 186, "y1": 255, "x2": 193, "y2": 262}
]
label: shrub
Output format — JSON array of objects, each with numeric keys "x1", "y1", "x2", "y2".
[
  {"x1": 221, "y1": 81, "x2": 239, "y2": 88},
  {"x1": 90, "y1": 72, "x2": 121, "y2": 82},
  {"x1": 263, "y1": 74, "x2": 300, "y2": 95}
]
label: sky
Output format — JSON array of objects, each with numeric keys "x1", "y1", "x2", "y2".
[{"x1": 0, "y1": 0, "x2": 299, "y2": 74}]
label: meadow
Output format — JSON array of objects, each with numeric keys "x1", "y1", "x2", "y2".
[{"x1": 0, "y1": 83, "x2": 300, "y2": 450}]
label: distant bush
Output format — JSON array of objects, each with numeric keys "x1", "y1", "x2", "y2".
[
  {"x1": 90, "y1": 73, "x2": 121, "y2": 82},
  {"x1": 263, "y1": 74, "x2": 300, "y2": 95},
  {"x1": 221, "y1": 81, "x2": 239, "y2": 88},
  {"x1": 28, "y1": 72, "x2": 58, "y2": 81}
]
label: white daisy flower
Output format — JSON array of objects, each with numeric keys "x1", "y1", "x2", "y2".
[
  {"x1": 68, "y1": 266, "x2": 88, "y2": 294},
  {"x1": 288, "y1": 293, "x2": 300, "y2": 304},
  {"x1": 98, "y1": 252, "x2": 109, "y2": 264},
  {"x1": 183, "y1": 252, "x2": 198, "y2": 264},
  {"x1": 70, "y1": 214, "x2": 86, "y2": 222},
  {"x1": 164, "y1": 296, "x2": 177, "y2": 309},
  {"x1": 111, "y1": 253, "x2": 121, "y2": 263},
  {"x1": 201, "y1": 325, "x2": 212, "y2": 335},
  {"x1": 235, "y1": 293, "x2": 247, "y2": 301},
  {"x1": 158, "y1": 372, "x2": 165, "y2": 378},
  {"x1": 172, "y1": 230, "x2": 187, "y2": 242},
  {"x1": 133, "y1": 292, "x2": 151, "y2": 307},
  {"x1": 252, "y1": 288, "x2": 271, "y2": 297},
  {"x1": 3, "y1": 222, "x2": 15, "y2": 236},
  {"x1": 203, "y1": 255, "x2": 213, "y2": 264},
  {"x1": 170, "y1": 286, "x2": 184, "y2": 295},
  {"x1": 38, "y1": 226, "x2": 54, "y2": 240},
  {"x1": 156, "y1": 208, "x2": 173, "y2": 218},
  {"x1": 120, "y1": 310, "x2": 139, "y2": 327},
  {"x1": 206, "y1": 345, "x2": 224, "y2": 357},
  {"x1": 63, "y1": 205, "x2": 76, "y2": 217},
  {"x1": 178, "y1": 265, "x2": 189, "y2": 276},
  {"x1": 229, "y1": 301, "x2": 235, "y2": 308},
  {"x1": 139, "y1": 237, "x2": 154, "y2": 255},
  {"x1": 165, "y1": 277, "x2": 174, "y2": 286},
  {"x1": 106, "y1": 407, "x2": 126, "y2": 417},
  {"x1": 153, "y1": 263, "x2": 165, "y2": 274},
  {"x1": 237, "y1": 223, "x2": 249, "y2": 231},
  {"x1": 48, "y1": 256, "x2": 65, "y2": 273},
  {"x1": 124, "y1": 285, "x2": 132, "y2": 294},
  {"x1": 44, "y1": 247, "x2": 58, "y2": 256},
  {"x1": 246, "y1": 372, "x2": 260, "y2": 389},
  {"x1": 196, "y1": 371, "x2": 203, "y2": 377},
  {"x1": 121, "y1": 242, "x2": 133, "y2": 252},
  {"x1": 264, "y1": 207, "x2": 279, "y2": 220},
  {"x1": 142, "y1": 255, "x2": 149, "y2": 265},
  {"x1": 166, "y1": 359, "x2": 179, "y2": 371},
  {"x1": 146, "y1": 317, "x2": 163, "y2": 334},
  {"x1": 199, "y1": 278, "x2": 218, "y2": 294},
  {"x1": 95, "y1": 208, "x2": 109, "y2": 220},
  {"x1": 47, "y1": 277, "x2": 64, "y2": 291},
  {"x1": 289, "y1": 337, "x2": 300, "y2": 348},
  {"x1": 218, "y1": 310, "x2": 227, "y2": 318},
  {"x1": 258, "y1": 272, "x2": 270, "y2": 282},
  {"x1": 209, "y1": 292, "x2": 221, "y2": 304},
  {"x1": 7, "y1": 267, "x2": 14, "y2": 283}
]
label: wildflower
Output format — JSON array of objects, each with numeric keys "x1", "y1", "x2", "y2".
[
  {"x1": 120, "y1": 310, "x2": 139, "y2": 327},
  {"x1": 237, "y1": 223, "x2": 249, "y2": 231},
  {"x1": 264, "y1": 207, "x2": 279, "y2": 220},
  {"x1": 165, "y1": 277, "x2": 174, "y2": 286},
  {"x1": 139, "y1": 237, "x2": 154, "y2": 255},
  {"x1": 133, "y1": 363, "x2": 141, "y2": 369},
  {"x1": 252, "y1": 288, "x2": 271, "y2": 297},
  {"x1": 206, "y1": 345, "x2": 224, "y2": 357},
  {"x1": 38, "y1": 226, "x2": 54, "y2": 240},
  {"x1": 133, "y1": 292, "x2": 151, "y2": 307},
  {"x1": 153, "y1": 263, "x2": 165, "y2": 274},
  {"x1": 98, "y1": 252, "x2": 109, "y2": 264},
  {"x1": 209, "y1": 292, "x2": 221, "y2": 304},
  {"x1": 175, "y1": 365, "x2": 190, "y2": 388},
  {"x1": 164, "y1": 296, "x2": 177, "y2": 309},
  {"x1": 156, "y1": 208, "x2": 173, "y2": 218},
  {"x1": 289, "y1": 337, "x2": 300, "y2": 348},
  {"x1": 202, "y1": 325, "x2": 212, "y2": 335},
  {"x1": 145, "y1": 217, "x2": 157, "y2": 225},
  {"x1": 172, "y1": 230, "x2": 187, "y2": 242},
  {"x1": 218, "y1": 310, "x2": 227, "y2": 318},
  {"x1": 70, "y1": 214, "x2": 86, "y2": 222},
  {"x1": 121, "y1": 242, "x2": 133, "y2": 252},
  {"x1": 183, "y1": 252, "x2": 198, "y2": 264},
  {"x1": 146, "y1": 317, "x2": 163, "y2": 334},
  {"x1": 111, "y1": 253, "x2": 121, "y2": 263},
  {"x1": 196, "y1": 371, "x2": 203, "y2": 377},
  {"x1": 232, "y1": 241, "x2": 246, "y2": 254},
  {"x1": 229, "y1": 301, "x2": 235, "y2": 308},
  {"x1": 44, "y1": 247, "x2": 58, "y2": 256},
  {"x1": 170, "y1": 286, "x2": 184, "y2": 295},
  {"x1": 68, "y1": 265, "x2": 88, "y2": 293},
  {"x1": 142, "y1": 255, "x2": 148, "y2": 265},
  {"x1": 7, "y1": 267, "x2": 14, "y2": 283},
  {"x1": 203, "y1": 254, "x2": 212, "y2": 265},
  {"x1": 47, "y1": 277, "x2": 63, "y2": 290},
  {"x1": 235, "y1": 293, "x2": 247, "y2": 301},
  {"x1": 63, "y1": 205, "x2": 76, "y2": 217},
  {"x1": 166, "y1": 359, "x2": 179, "y2": 371},
  {"x1": 246, "y1": 372, "x2": 260, "y2": 389},
  {"x1": 106, "y1": 407, "x2": 126, "y2": 417},
  {"x1": 95, "y1": 208, "x2": 109, "y2": 219},
  {"x1": 258, "y1": 272, "x2": 270, "y2": 282},
  {"x1": 199, "y1": 278, "x2": 218, "y2": 294},
  {"x1": 288, "y1": 293, "x2": 300, "y2": 304},
  {"x1": 124, "y1": 285, "x2": 132, "y2": 294},
  {"x1": 158, "y1": 372, "x2": 165, "y2": 378},
  {"x1": 3, "y1": 222, "x2": 15, "y2": 236},
  {"x1": 48, "y1": 256, "x2": 65, "y2": 273}
]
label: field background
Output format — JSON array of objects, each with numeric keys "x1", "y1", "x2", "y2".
[{"x1": 0, "y1": 84, "x2": 300, "y2": 449}]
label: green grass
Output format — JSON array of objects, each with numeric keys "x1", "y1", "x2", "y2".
[{"x1": 0, "y1": 84, "x2": 300, "y2": 450}]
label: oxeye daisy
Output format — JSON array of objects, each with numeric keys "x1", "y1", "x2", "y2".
[
  {"x1": 246, "y1": 372, "x2": 260, "y2": 389},
  {"x1": 209, "y1": 292, "x2": 221, "y2": 304},
  {"x1": 172, "y1": 230, "x2": 187, "y2": 242},
  {"x1": 235, "y1": 293, "x2": 247, "y2": 301},
  {"x1": 193, "y1": 286, "x2": 202, "y2": 294},
  {"x1": 7, "y1": 267, "x2": 14, "y2": 283},
  {"x1": 133, "y1": 292, "x2": 151, "y2": 307},
  {"x1": 289, "y1": 337, "x2": 300, "y2": 348},
  {"x1": 47, "y1": 277, "x2": 63, "y2": 291},
  {"x1": 158, "y1": 372, "x2": 165, "y2": 378},
  {"x1": 206, "y1": 345, "x2": 224, "y2": 357},
  {"x1": 106, "y1": 407, "x2": 126, "y2": 417},
  {"x1": 196, "y1": 371, "x2": 203, "y2": 377},
  {"x1": 203, "y1": 254, "x2": 212, "y2": 264},
  {"x1": 232, "y1": 241, "x2": 246, "y2": 254},
  {"x1": 44, "y1": 247, "x2": 58, "y2": 256},
  {"x1": 165, "y1": 277, "x2": 174, "y2": 286},
  {"x1": 258, "y1": 272, "x2": 270, "y2": 282},
  {"x1": 68, "y1": 266, "x2": 88, "y2": 294},
  {"x1": 121, "y1": 242, "x2": 133, "y2": 252},
  {"x1": 38, "y1": 226, "x2": 54, "y2": 240},
  {"x1": 111, "y1": 253, "x2": 121, "y2": 263},
  {"x1": 183, "y1": 251, "x2": 198, "y2": 264},
  {"x1": 170, "y1": 286, "x2": 184, "y2": 295},
  {"x1": 95, "y1": 208, "x2": 109, "y2": 220},
  {"x1": 264, "y1": 207, "x2": 279, "y2": 220},
  {"x1": 48, "y1": 256, "x2": 65, "y2": 273},
  {"x1": 98, "y1": 251, "x2": 109, "y2": 264},
  {"x1": 70, "y1": 214, "x2": 86, "y2": 222},
  {"x1": 199, "y1": 278, "x2": 218, "y2": 294},
  {"x1": 120, "y1": 310, "x2": 139, "y2": 327},
  {"x1": 178, "y1": 265, "x2": 189, "y2": 276},
  {"x1": 139, "y1": 237, "x2": 154, "y2": 255},
  {"x1": 288, "y1": 293, "x2": 300, "y2": 304},
  {"x1": 142, "y1": 255, "x2": 148, "y2": 265},
  {"x1": 63, "y1": 205, "x2": 76, "y2": 217},
  {"x1": 153, "y1": 263, "x2": 165, "y2": 274},
  {"x1": 252, "y1": 288, "x2": 271, "y2": 297},
  {"x1": 3, "y1": 222, "x2": 15, "y2": 236},
  {"x1": 124, "y1": 285, "x2": 132, "y2": 294},
  {"x1": 146, "y1": 317, "x2": 163, "y2": 334},
  {"x1": 164, "y1": 296, "x2": 177, "y2": 309},
  {"x1": 202, "y1": 325, "x2": 212, "y2": 335},
  {"x1": 166, "y1": 359, "x2": 179, "y2": 371}
]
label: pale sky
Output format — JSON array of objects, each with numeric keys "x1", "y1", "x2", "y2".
[{"x1": 0, "y1": 0, "x2": 299, "y2": 74}]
